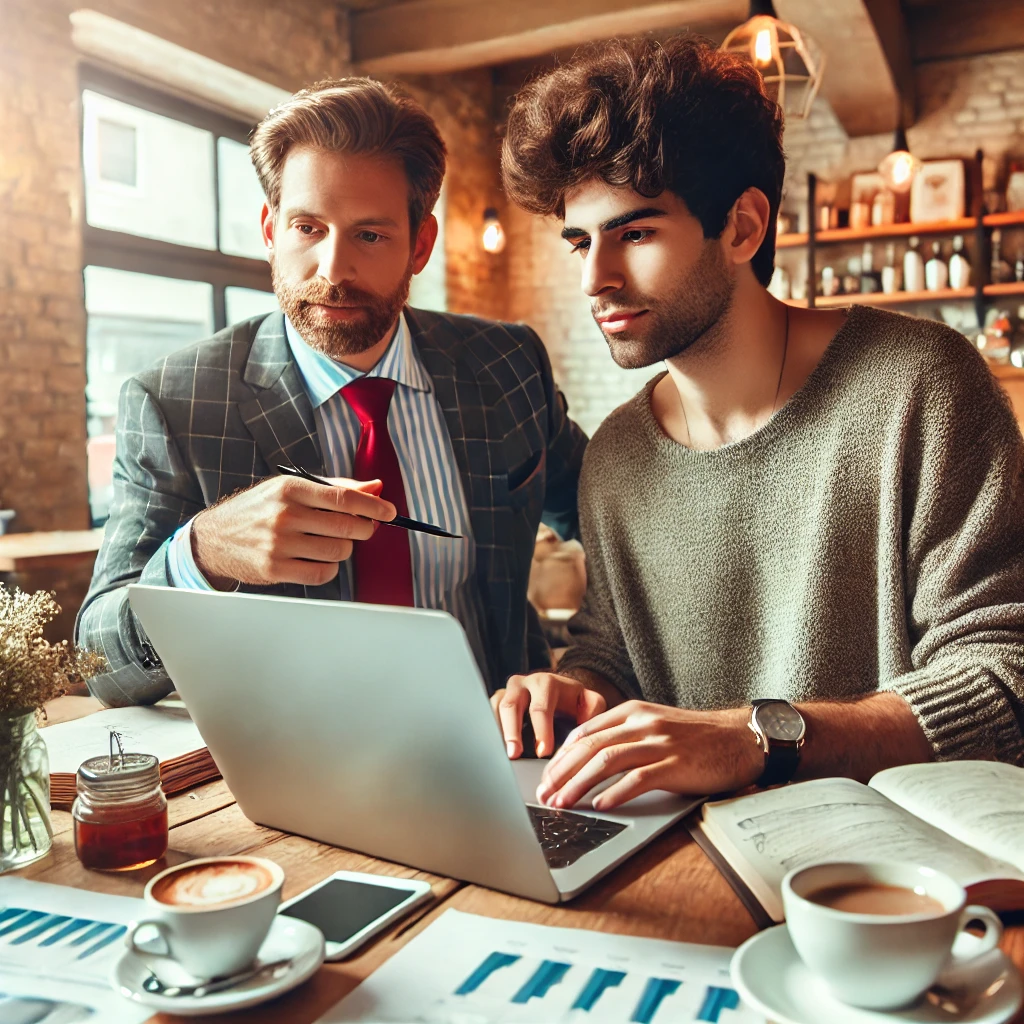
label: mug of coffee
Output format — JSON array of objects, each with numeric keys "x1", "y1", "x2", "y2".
[
  {"x1": 783, "y1": 861, "x2": 1002, "y2": 1011},
  {"x1": 127, "y1": 856, "x2": 284, "y2": 979}
]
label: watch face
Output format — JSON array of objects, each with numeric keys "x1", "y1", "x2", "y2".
[{"x1": 756, "y1": 701, "x2": 806, "y2": 742}]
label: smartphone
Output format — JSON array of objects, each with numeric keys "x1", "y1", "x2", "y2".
[{"x1": 277, "y1": 871, "x2": 432, "y2": 960}]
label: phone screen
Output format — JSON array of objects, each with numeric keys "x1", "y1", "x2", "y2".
[{"x1": 281, "y1": 878, "x2": 415, "y2": 944}]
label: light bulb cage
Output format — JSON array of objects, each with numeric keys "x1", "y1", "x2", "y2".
[{"x1": 720, "y1": 3, "x2": 825, "y2": 120}]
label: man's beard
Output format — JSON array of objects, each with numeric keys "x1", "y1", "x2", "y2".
[
  {"x1": 593, "y1": 241, "x2": 735, "y2": 369},
  {"x1": 271, "y1": 257, "x2": 413, "y2": 362}
]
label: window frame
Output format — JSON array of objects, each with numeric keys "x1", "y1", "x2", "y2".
[{"x1": 79, "y1": 64, "x2": 273, "y2": 330}]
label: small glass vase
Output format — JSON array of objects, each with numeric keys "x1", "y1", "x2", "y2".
[{"x1": 0, "y1": 710, "x2": 52, "y2": 872}]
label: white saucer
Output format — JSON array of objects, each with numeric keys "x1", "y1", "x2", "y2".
[
  {"x1": 111, "y1": 915, "x2": 325, "y2": 1017},
  {"x1": 731, "y1": 925, "x2": 1023, "y2": 1024}
]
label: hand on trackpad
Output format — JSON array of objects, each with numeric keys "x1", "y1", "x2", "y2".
[{"x1": 538, "y1": 772, "x2": 627, "y2": 810}]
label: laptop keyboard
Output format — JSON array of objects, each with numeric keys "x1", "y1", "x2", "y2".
[{"x1": 527, "y1": 805, "x2": 628, "y2": 869}]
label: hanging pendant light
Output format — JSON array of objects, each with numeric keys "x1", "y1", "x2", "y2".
[
  {"x1": 720, "y1": 0, "x2": 825, "y2": 119},
  {"x1": 877, "y1": 126, "x2": 921, "y2": 194}
]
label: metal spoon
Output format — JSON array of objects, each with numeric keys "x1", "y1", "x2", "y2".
[{"x1": 141, "y1": 956, "x2": 292, "y2": 998}]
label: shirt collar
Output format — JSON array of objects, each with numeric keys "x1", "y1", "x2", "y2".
[{"x1": 284, "y1": 311, "x2": 430, "y2": 409}]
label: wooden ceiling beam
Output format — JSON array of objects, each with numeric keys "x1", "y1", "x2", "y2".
[
  {"x1": 353, "y1": 0, "x2": 915, "y2": 138},
  {"x1": 351, "y1": 0, "x2": 746, "y2": 75},
  {"x1": 908, "y1": 0, "x2": 1024, "y2": 63},
  {"x1": 776, "y1": 0, "x2": 913, "y2": 136}
]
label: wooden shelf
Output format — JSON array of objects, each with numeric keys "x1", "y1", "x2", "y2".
[
  {"x1": 776, "y1": 212, "x2": 1024, "y2": 251},
  {"x1": 982, "y1": 211, "x2": 1024, "y2": 228},
  {"x1": 991, "y1": 362, "x2": 1024, "y2": 380},
  {"x1": 983, "y1": 282, "x2": 1024, "y2": 297},
  {"x1": 814, "y1": 288, "x2": 974, "y2": 308}
]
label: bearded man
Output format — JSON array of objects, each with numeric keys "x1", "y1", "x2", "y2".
[{"x1": 78, "y1": 78, "x2": 586, "y2": 708}]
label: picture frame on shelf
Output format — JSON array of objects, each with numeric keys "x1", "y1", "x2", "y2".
[{"x1": 910, "y1": 159, "x2": 965, "y2": 224}]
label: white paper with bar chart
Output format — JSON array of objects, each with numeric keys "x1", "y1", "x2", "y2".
[
  {"x1": 0, "y1": 877, "x2": 150, "y2": 1022},
  {"x1": 322, "y1": 909, "x2": 761, "y2": 1024}
]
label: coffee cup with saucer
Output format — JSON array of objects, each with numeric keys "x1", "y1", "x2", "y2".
[
  {"x1": 730, "y1": 861, "x2": 1023, "y2": 1024},
  {"x1": 111, "y1": 855, "x2": 325, "y2": 1015}
]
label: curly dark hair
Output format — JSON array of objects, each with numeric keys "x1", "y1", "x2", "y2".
[{"x1": 501, "y1": 36, "x2": 785, "y2": 286}]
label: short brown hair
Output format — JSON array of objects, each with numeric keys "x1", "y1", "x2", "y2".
[
  {"x1": 251, "y1": 77, "x2": 446, "y2": 232},
  {"x1": 501, "y1": 37, "x2": 785, "y2": 286}
]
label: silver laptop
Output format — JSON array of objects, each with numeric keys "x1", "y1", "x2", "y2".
[{"x1": 128, "y1": 585, "x2": 698, "y2": 903}]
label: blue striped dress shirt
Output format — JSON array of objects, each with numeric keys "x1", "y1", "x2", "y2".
[{"x1": 167, "y1": 312, "x2": 488, "y2": 673}]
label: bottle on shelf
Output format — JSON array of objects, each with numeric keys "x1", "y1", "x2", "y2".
[
  {"x1": 903, "y1": 236, "x2": 925, "y2": 292},
  {"x1": 843, "y1": 256, "x2": 862, "y2": 296},
  {"x1": 1012, "y1": 306, "x2": 1024, "y2": 369},
  {"x1": 979, "y1": 309, "x2": 1011, "y2": 365},
  {"x1": 990, "y1": 229, "x2": 1012, "y2": 284},
  {"x1": 948, "y1": 235, "x2": 971, "y2": 290},
  {"x1": 1015, "y1": 246, "x2": 1024, "y2": 283},
  {"x1": 859, "y1": 243, "x2": 882, "y2": 294},
  {"x1": 881, "y1": 243, "x2": 900, "y2": 295},
  {"x1": 925, "y1": 241, "x2": 949, "y2": 292}
]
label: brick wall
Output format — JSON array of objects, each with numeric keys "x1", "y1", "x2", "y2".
[
  {"x1": 503, "y1": 48, "x2": 1024, "y2": 437},
  {"x1": 0, "y1": 0, "x2": 508, "y2": 638},
  {"x1": 0, "y1": 0, "x2": 354, "y2": 537}
]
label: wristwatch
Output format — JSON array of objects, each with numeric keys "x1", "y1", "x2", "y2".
[{"x1": 748, "y1": 699, "x2": 806, "y2": 787}]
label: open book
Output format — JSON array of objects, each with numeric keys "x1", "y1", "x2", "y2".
[
  {"x1": 693, "y1": 761, "x2": 1024, "y2": 925},
  {"x1": 42, "y1": 705, "x2": 220, "y2": 809}
]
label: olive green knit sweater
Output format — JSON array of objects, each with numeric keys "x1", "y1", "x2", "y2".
[{"x1": 559, "y1": 305, "x2": 1024, "y2": 764}]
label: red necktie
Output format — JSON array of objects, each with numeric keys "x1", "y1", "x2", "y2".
[{"x1": 340, "y1": 377, "x2": 415, "y2": 607}]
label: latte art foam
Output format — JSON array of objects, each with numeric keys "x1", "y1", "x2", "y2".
[{"x1": 152, "y1": 861, "x2": 274, "y2": 908}]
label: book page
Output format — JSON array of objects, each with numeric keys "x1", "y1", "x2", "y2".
[
  {"x1": 870, "y1": 761, "x2": 1024, "y2": 873},
  {"x1": 41, "y1": 705, "x2": 205, "y2": 774},
  {"x1": 702, "y1": 777, "x2": 1020, "y2": 900}
]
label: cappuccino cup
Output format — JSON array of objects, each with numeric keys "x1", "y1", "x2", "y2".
[
  {"x1": 127, "y1": 856, "x2": 284, "y2": 979},
  {"x1": 783, "y1": 861, "x2": 1002, "y2": 1011}
]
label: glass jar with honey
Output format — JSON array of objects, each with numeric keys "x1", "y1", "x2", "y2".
[{"x1": 73, "y1": 752, "x2": 168, "y2": 871}]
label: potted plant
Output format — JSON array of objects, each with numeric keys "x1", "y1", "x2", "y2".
[{"x1": 0, "y1": 585, "x2": 106, "y2": 872}]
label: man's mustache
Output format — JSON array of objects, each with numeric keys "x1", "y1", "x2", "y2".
[{"x1": 296, "y1": 282, "x2": 387, "y2": 308}]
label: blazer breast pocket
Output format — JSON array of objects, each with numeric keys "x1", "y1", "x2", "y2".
[{"x1": 507, "y1": 449, "x2": 546, "y2": 512}]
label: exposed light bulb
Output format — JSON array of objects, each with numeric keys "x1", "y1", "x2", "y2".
[
  {"x1": 754, "y1": 27, "x2": 773, "y2": 65},
  {"x1": 481, "y1": 208, "x2": 506, "y2": 254},
  {"x1": 877, "y1": 128, "x2": 921, "y2": 194}
]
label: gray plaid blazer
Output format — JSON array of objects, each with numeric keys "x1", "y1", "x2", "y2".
[{"x1": 77, "y1": 308, "x2": 587, "y2": 707}]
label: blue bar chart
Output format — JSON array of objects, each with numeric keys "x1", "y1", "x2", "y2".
[
  {"x1": 451, "y1": 954, "x2": 743, "y2": 1023},
  {"x1": 325, "y1": 909, "x2": 760, "y2": 1024}
]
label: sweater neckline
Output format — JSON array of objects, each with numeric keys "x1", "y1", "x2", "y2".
[{"x1": 638, "y1": 303, "x2": 867, "y2": 461}]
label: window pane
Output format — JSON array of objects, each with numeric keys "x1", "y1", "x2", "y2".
[
  {"x1": 218, "y1": 137, "x2": 268, "y2": 259},
  {"x1": 83, "y1": 90, "x2": 216, "y2": 250},
  {"x1": 97, "y1": 119, "x2": 137, "y2": 185},
  {"x1": 225, "y1": 287, "x2": 279, "y2": 325},
  {"x1": 84, "y1": 267, "x2": 214, "y2": 523}
]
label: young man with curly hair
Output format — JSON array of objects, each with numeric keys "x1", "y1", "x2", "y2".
[{"x1": 493, "y1": 37, "x2": 1024, "y2": 810}]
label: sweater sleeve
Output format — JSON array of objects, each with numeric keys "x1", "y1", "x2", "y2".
[
  {"x1": 880, "y1": 341, "x2": 1024, "y2": 765},
  {"x1": 556, "y1": 460, "x2": 640, "y2": 701}
]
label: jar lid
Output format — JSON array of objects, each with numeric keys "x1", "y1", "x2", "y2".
[{"x1": 77, "y1": 752, "x2": 160, "y2": 790}]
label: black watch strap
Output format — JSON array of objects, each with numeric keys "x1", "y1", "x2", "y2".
[{"x1": 757, "y1": 741, "x2": 801, "y2": 787}]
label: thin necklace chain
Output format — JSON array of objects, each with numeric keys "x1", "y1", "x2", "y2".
[{"x1": 678, "y1": 305, "x2": 790, "y2": 448}]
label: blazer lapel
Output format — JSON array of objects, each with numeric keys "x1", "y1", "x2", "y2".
[{"x1": 237, "y1": 313, "x2": 324, "y2": 476}]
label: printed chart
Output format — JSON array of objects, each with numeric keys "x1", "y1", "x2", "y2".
[
  {"x1": 323, "y1": 909, "x2": 761, "y2": 1023},
  {"x1": 0, "y1": 877, "x2": 150, "y2": 1024}
]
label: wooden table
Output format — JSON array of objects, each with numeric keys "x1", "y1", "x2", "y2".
[
  {"x1": 0, "y1": 529, "x2": 104, "y2": 572},
  {"x1": 25, "y1": 698, "x2": 1024, "y2": 1023}
]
